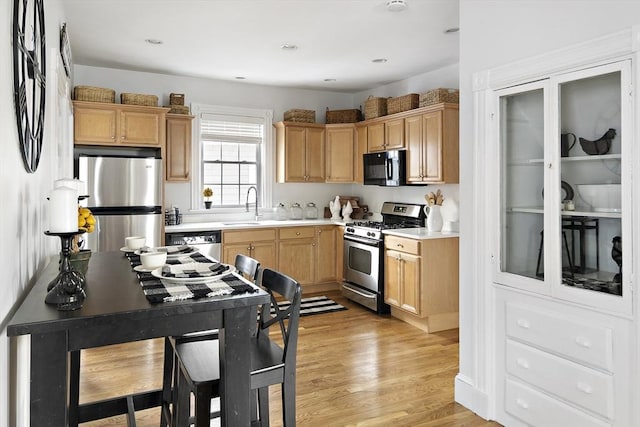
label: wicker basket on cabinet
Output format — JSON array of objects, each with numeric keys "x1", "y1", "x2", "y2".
[
  {"x1": 120, "y1": 93, "x2": 159, "y2": 107},
  {"x1": 73, "y1": 86, "x2": 116, "y2": 103},
  {"x1": 419, "y1": 88, "x2": 459, "y2": 107},
  {"x1": 363, "y1": 96, "x2": 387, "y2": 120},
  {"x1": 387, "y1": 93, "x2": 419, "y2": 115},
  {"x1": 284, "y1": 109, "x2": 316, "y2": 123},
  {"x1": 325, "y1": 108, "x2": 362, "y2": 124}
]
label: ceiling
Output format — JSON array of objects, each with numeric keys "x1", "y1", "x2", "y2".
[{"x1": 60, "y1": 0, "x2": 459, "y2": 93}]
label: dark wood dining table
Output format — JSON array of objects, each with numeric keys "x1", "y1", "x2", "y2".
[{"x1": 7, "y1": 251, "x2": 269, "y2": 426}]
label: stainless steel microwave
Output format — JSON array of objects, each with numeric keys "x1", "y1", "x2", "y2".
[{"x1": 363, "y1": 150, "x2": 406, "y2": 186}]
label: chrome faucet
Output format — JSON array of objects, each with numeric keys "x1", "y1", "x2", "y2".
[{"x1": 245, "y1": 186, "x2": 260, "y2": 221}]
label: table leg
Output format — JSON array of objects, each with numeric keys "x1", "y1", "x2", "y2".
[
  {"x1": 219, "y1": 306, "x2": 253, "y2": 426},
  {"x1": 31, "y1": 331, "x2": 68, "y2": 426}
]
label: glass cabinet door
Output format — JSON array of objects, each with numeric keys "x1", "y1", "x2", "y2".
[
  {"x1": 553, "y1": 61, "x2": 630, "y2": 311},
  {"x1": 496, "y1": 81, "x2": 548, "y2": 291}
]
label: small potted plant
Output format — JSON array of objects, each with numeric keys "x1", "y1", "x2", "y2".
[{"x1": 203, "y1": 187, "x2": 213, "y2": 209}]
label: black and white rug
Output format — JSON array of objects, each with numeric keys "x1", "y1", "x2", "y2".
[{"x1": 272, "y1": 295, "x2": 347, "y2": 317}]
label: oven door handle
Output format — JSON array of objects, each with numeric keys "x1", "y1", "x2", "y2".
[
  {"x1": 343, "y1": 283, "x2": 377, "y2": 299},
  {"x1": 344, "y1": 235, "x2": 381, "y2": 246}
]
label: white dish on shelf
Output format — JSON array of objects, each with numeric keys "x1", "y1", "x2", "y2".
[
  {"x1": 575, "y1": 183, "x2": 621, "y2": 212},
  {"x1": 151, "y1": 264, "x2": 235, "y2": 283},
  {"x1": 120, "y1": 246, "x2": 135, "y2": 252}
]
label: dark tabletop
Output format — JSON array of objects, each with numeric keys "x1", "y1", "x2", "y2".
[{"x1": 7, "y1": 251, "x2": 269, "y2": 337}]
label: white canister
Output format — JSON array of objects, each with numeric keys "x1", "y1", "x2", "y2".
[{"x1": 49, "y1": 185, "x2": 78, "y2": 232}]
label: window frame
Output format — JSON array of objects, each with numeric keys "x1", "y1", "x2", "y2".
[{"x1": 191, "y1": 103, "x2": 273, "y2": 212}]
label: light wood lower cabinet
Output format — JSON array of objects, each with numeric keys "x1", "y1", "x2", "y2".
[
  {"x1": 384, "y1": 235, "x2": 459, "y2": 333},
  {"x1": 222, "y1": 228, "x2": 277, "y2": 272},
  {"x1": 73, "y1": 101, "x2": 169, "y2": 147},
  {"x1": 166, "y1": 114, "x2": 194, "y2": 181}
]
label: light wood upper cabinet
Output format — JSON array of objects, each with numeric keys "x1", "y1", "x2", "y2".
[
  {"x1": 275, "y1": 122, "x2": 326, "y2": 183},
  {"x1": 384, "y1": 118, "x2": 405, "y2": 150},
  {"x1": 367, "y1": 122, "x2": 386, "y2": 152},
  {"x1": 405, "y1": 104, "x2": 459, "y2": 184},
  {"x1": 166, "y1": 114, "x2": 194, "y2": 182},
  {"x1": 325, "y1": 124, "x2": 355, "y2": 183},
  {"x1": 354, "y1": 125, "x2": 367, "y2": 184},
  {"x1": 73, "y1": 101, "x2": 169, "y2": 147}
]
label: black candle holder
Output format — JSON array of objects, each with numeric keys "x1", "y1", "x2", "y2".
[{"x1": 44, "y1": 230, "x2": 86, "y2": 311}]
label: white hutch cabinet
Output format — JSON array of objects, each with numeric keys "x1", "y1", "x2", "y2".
[{"x1": 474, "y1": 28, "x2": 638, "y2": 426}]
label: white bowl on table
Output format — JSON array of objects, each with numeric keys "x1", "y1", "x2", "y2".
[
  {"x1": 140, "y1": 251, "x2": 168, "y2": 270},
  {"x1": 575, "y1": 184, "x2": 621, "y2": 212},
  {"x1": 125, "y1": 236, "x2": 146, "y2": 250}
]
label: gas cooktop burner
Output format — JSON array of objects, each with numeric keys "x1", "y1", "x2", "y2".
[{"x1": 346, "y1": 221, "x2": 420, "y2": 230}]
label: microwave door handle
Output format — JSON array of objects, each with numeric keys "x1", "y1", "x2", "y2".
[{"x1": 386, "y1": 160, "x2": 392, "y2": 180}]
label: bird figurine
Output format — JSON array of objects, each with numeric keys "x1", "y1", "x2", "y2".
[
  {"x1": 611, "y1": 235, "x2": 622, "y2": 283},
  {"x1": 329, "y1": 196, "x2": 342, "y2": 220},
  {"x1": 579, "y1": 128, "x2": 616, "y2": 155}
]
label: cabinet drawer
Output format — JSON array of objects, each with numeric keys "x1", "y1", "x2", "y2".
[
  {"x1": 223, "y1": 228, "x2": 276, "y2": 244},
  {"x1": 279, "y1": 226, "x2": 315, "y2": 239},
  {"x1": 506, "y1": 340, "x2": 613, "y2": 419},
  {"x1": 384, "y1": 236, "x2": 420, "y2": 255},
  {"x1": 506, "y1": 304, "x2": 613, "y2": 372},
  {"x1": 505, "y1": 379, "x2": 610, "y2": 427}
]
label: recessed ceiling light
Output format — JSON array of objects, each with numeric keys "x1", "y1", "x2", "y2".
[
  {"x1": 280, "y1": 44, "x2": 298, "y2": 51},
  {"x1": 235, "y1": 76, "x2": 246, "y2": 80},
  {"x1": 444, "y1": 27, "x2": 459, "y2": 34},
  {"x1": 324, "y1": 78, "x2": 336, "y2": 82},
  {"x1": 386, "y1": 0, "x2": 407, "y2": 12},
  {"x1": 372, "y1": 58, "x2": 388, "y2": 63},
  {"x1": 144, "y1": 38, "x2": 163, "y2": 45}
]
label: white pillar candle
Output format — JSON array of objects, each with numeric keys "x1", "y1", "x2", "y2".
[{"x1": 49, "y1": 185, "x2": 78, "y2": 233}]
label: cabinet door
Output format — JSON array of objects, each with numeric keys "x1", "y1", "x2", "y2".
[
  {"x1": 399, "y1": 252, "x2": 421, "y2": 315},
  {"x1": 422, "y1": 110, "x2": 443, "y2": 182},
  {"x1": 166, "y1": 115, "x2": 193, "y2": 181},
  {"x1": 385, "y1": 118, "x2": 405, "y2": 149},
  {"x1": 120, "y1": 110, "x2": 164, "y2": 145},
  {"x1": 222, "y1": 242, "x2": 252, "y2": 266},
  {"x1": 405, "y1": 115, "x2": 424, "y2": 183},
  {"x1": 278, "y1": 238, "x2": 314, "y2": 284},
  {"x1": 315, "y1": 226, "x2": 337, "y2": 282},
  {"x1": 251, "y1": 241, "x2": 277, "y2": 272},
  {"x1": 305, "y1": 127, "x2": 326, "y2": 182},
  {"x1": 283, "y1": 126, "x2": 307, "y2": 181},
  {"x1": 384, "y1": 249, "x2": 402, "y2": 308},
  {"x1": 326, "y1": 126, "x2": 354, "y2": 182},
  {"x1": 354, "y1": 126, "x2": 367, "y2": 183},
  {"x1": 74, "y1": 106, "x2": 117, "y2": 144},
  {"x1": 367, "y1": 122, "x2": 385, "y2": 152}
]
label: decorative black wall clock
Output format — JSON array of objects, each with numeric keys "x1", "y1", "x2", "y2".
[
  {"x1": 13, "y1": 0, "x2": 46, "y2": 173},
  {"x1": 60, "y1": 22, "x2": 72, "y2": 78}
]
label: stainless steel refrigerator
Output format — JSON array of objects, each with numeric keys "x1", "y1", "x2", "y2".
[{"x1": 76, "y1": 147, "x2": 163, "y2": 252}]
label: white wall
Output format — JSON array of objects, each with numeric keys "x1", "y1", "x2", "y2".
[
  {"x1": 457, "y1": 0, "x2": 640, "y2": 418},
  {"x1": 1, "y1": 0, "x2": 72, "y2": 425}
]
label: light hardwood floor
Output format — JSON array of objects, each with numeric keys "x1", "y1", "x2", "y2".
[{"x1": 80, "y1": 290, "x2": 499, "y2": 426}]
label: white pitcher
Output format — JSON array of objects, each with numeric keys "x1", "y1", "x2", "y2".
[{"x1": 423, "y1": 205, "x2": 443, "y2": 232}]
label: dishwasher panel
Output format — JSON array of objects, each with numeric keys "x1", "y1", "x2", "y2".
[{"x1": 165, "y1": 230, "x2": 222, "y2": 261}]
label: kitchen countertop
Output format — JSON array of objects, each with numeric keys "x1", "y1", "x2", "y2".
[
  {"x1": 382, "y1": 228, "x2": 459, "y2": 240},
  {"x1": 165, "y1": 218, "x2": 346, "y2": 233}
]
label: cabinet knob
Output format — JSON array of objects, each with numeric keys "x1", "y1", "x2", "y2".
[
  {"x1": 516, "y1": 358, "x2": 530, "y2": 369},
  {"x1": 515, "y1": 398, "x2": 529, "y2": 410},
  {"x1": 576, "y1": 382, "x2": 593, "y2": 394},
  {"x1": 575, "y1": 336, "x2": 592, "y2": 348},
  {"x1": 397, "y1": 243, "x2": 404, "y2": 248},
  {"x1": 516, "y1": 318, "x2": 531, "y2": 329},
  {"x1": 296, "y1": 232, "x2": 300, "y2": 236}
]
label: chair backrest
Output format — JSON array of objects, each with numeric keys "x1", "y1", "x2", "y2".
[
  {"x1": 234, "y1": 254, "x2": 260, "y2": 281},
  {"x1": 258, "y1": 269, "x2": 302, "y2": 369}
]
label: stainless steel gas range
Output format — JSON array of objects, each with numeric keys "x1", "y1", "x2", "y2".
[{"x1": 342, "y1": 201, "x2": 425, "y2": 314}]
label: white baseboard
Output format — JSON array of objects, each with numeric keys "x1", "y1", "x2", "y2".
[{"x1": 454, "y1": 373, "x2": 491, "y2": 420}]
